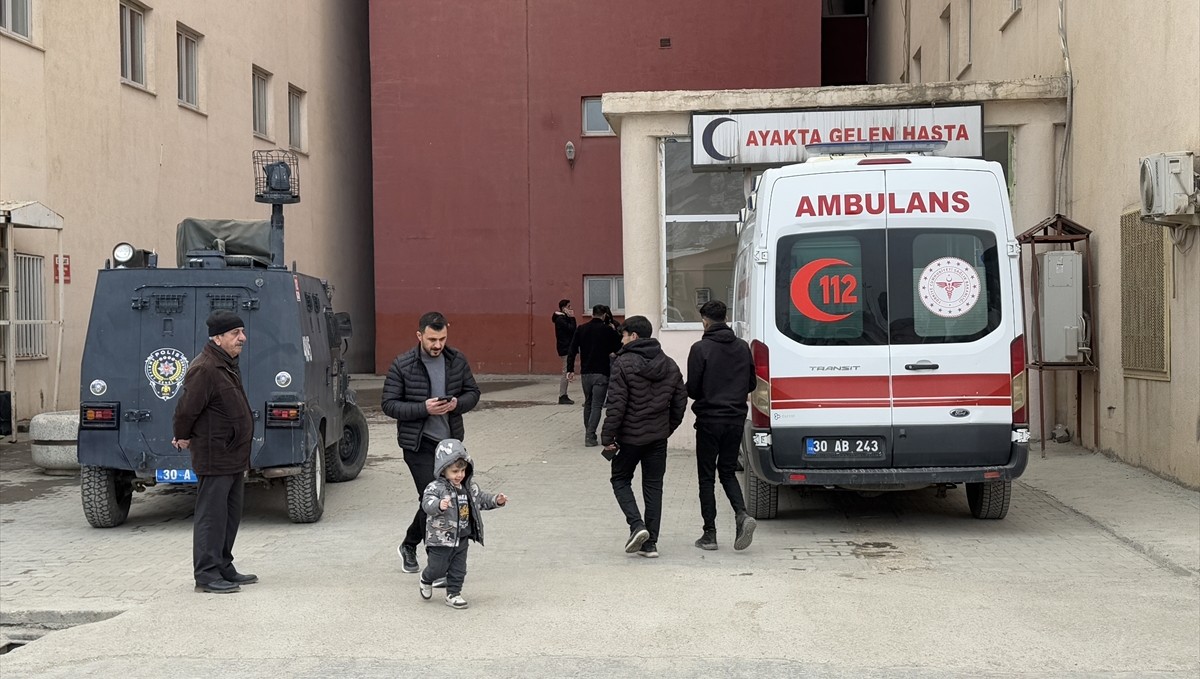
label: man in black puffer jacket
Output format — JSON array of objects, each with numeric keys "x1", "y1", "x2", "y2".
[
  {"x1": 600, "y1": 315, "x2": 687, "y2": 559},
  {"x1": 382, "y1": 311, "x2": 481, "y2": 576},
  {"x1": 687, "y1": 300, "x2": 757, "y2": 552}
]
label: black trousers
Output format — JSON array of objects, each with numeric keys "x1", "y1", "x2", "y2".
[
  {"x1": 193, "y1": 472, "x2": 244, "y2": 584},
  {"x1": 696, "y1": 421, "x2": 747, "y2": 532},
  {"x1": 401, "y1": 436, "x2": 439, "y2": 548},
  {"x1": 581, "y1": 374, "x2": 609, "y2": 441},
  {"x1": 610, "y1": 438, "x2": 667, "y2": 546},
  {"x1": 422, "y1": 540, "x2": 470, "y2": 595}
]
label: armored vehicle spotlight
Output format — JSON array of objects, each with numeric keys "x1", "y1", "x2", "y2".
[{"x1": 112, "y1": 242, "x2": 152, "y2": 268}]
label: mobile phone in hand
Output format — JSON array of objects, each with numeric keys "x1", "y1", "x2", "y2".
[
  {"x1": 436, "y1": 396, "x2": 453, "y2": 402},
  {"x1": 601, "y1": 445, "x2": 618, "y2": 461}
]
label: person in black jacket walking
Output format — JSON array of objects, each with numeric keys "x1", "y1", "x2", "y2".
[
  {"x1": 687, "y1": 301, "x2": 757, "y2": 551},
  {"x1": 600, "y1": 315, "x2": 687, "y2": 558},
  {"x1": 382, "y1": 311, "x2": 481, "y2": 575},
  {"x1": 566, "y1": 304, "x2": 622, "y2": 447},
  {"x1": 551, "y1": 299, "x2": 577, "y2": 405}
]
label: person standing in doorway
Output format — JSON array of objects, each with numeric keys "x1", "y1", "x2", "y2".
[
  {"x1": 382, "y1": 311, "x2": 482, "y2": 576},
  {"x1": 566, "y1": 304, "x2": 622, "y2": 447},
  {"x1": 552, "y1": 299, "x2": 577, "y2": 405},
  {"x1": 600, "y1": 315, "x2": 687, "y2": 558},
  {"x1": 687, "y1": 300, "x2": 757, "y2": 551},
  {"x1": 172, "y1": 310, "x2": 257, "y2": 594}
]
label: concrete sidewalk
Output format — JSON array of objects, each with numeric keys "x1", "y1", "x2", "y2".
[{"x1": 0, "y1": 375, "x2": 1197, "y2": 677}]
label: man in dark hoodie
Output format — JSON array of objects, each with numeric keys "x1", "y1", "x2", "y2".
[
  {"x1": 551, "y1": 299, "x2": 576, "y2": 405},
  {"x1": 600, "y1": 315, "x2": 687, "y2": 558},
  {"x1": 172, "y1": 310, "x2": 257, "y2": 594},
  {"x1": 687, "y1": 300, "x2": 757, "y2": 551},
  {"x1": 566, "y1": 304, "x2": 622, "y2": 447}
]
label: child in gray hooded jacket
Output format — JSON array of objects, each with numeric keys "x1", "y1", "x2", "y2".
[{"x1": 419, "y1": 438, "x2": 507, "y2": 609}]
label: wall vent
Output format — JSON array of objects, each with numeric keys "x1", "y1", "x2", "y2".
[{"x1": 1120, "y1": 210, "x2": 1170, "y2": 378}]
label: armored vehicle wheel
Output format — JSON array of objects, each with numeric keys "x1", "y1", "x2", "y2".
[
  {"x1": 81, "y1": 466, "x2": 134, "y2": 528},
  {"x1": 325, "y1": 403, "x2": 369, "y2": 483},
  {"x1": 966, "y1": 479, "x2": 1011, "y2": 519},
  {"x1": 740, "y1": 452, "x2": 778, "y2": 520},
  {"x1": 286, "y1": 444, "x2": 326, "y2": 523}
]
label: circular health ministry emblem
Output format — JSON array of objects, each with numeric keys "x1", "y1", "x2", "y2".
[
  {"x1": 918, "y1": 257, "x2": 981, "y2": 318},
  {"x1": 145, "y1": 348, "x2": 189, "y2": 401}
]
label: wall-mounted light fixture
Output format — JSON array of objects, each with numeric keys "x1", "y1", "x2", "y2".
[{"x1": 565, "y1": 141, "x2": 576, "y2": 167}]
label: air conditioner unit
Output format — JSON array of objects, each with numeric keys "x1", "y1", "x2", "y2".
[{"x1": 1139, "y1": 151, "x2": 1199, "y2": 226}]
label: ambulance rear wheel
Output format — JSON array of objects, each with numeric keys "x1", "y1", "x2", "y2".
[
  {"x1": 741, "y1": 457, "x2": 778, "y2": 520},
  {"x1": 286, "y1": 444, "x2": 326, "y2": 523},
  {"x1": 966, "y1": 479, "x2": 1011, "y2": 519},
  {"x1": 81, "y1": 466, "x2": 133, "y2": 528},
  {"x1": 325, "y1": 403, "x2": 369, "y2": 483}
]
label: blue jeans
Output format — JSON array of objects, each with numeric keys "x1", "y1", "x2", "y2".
[{"x1": 581, "y1": 373, "x2": 608, "y2": 442}]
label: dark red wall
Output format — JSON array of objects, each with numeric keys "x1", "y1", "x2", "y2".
[{"x1": 369, "y1": 0, "x2": 822, "y2": 374}]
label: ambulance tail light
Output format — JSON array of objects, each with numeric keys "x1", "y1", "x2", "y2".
[
  {"x1": 1010, "y1": 335, "x2": 1028, "y2": 426},
  {"x1": 857, "y1": 158, "x2": 912, "y2": 165},
  {"x1": 750, "y1": 340, "x2": 771, "y2": 428},
  {"x1": 79, "y1": 402, "x2": 120, "y2": 429}
]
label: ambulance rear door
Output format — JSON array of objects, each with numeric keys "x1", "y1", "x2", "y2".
[
  {"x1": 765, "y1": 168, "x2": 893, "y2": 469},
  {"x1": 883, "y1": 167, "x2": 1016, "y2": 467}
]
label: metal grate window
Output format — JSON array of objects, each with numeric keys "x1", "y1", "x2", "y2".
[
  {"x1": 208, "y1": 294, "x2": 239, "y2": 312},
  {"x1": 1120, "y1": 211, "x2": 1169, "y2": 378},
  {"x1": 0, "y1": 253, "x2": 47, "y2": 358}
]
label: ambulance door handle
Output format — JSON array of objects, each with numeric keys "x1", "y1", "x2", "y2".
[{"x1": 904, "y1": 362, "x2": 939, "y2": 371}]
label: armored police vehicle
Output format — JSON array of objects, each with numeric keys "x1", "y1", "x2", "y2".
[{"x1": 77, "y1": 152, "x2": 368, "y2": 527}]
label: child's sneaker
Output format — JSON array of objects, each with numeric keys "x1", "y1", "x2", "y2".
[
  {"x1": 419, "y1": 580, "x2": 432, "y2": 600},
  {"x1": 432, "y1": 577, "x2": 447, "y2": 589},
  {"x1": 445, "y1": 592, "x2": 469, "y2": 609}
]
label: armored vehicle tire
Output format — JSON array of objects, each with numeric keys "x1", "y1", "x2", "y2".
[
  {"x1": 966, "y1": 479, "x2": 1011, "y2": 519},
  {"x1": 82, "y1": 466, "x2": 134, "y2": 528},
  {"x1": 740, "y1": 451, "x2": 779, "y2": 520},
  {"x1": 286, "y1": 444, "x2": 326, "y2": 523},
  {"x1": 325, "y1": 403, "x2": 369, "y2": 483}
]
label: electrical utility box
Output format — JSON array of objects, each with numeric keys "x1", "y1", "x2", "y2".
[{"x1": 1037, "y1": 250, "x2": 1084, "y2": 362}]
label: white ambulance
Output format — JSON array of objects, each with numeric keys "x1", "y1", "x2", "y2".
[{"x1": 733, "y1": 146, "x2": 1029, "y2": 520}]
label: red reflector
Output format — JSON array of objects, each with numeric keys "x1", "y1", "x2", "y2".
[
  {"x1": 86, "y1": 408, "x2": 114, "y2": 421},
  {"x1": 984, "y1": 471, "x2": 1001, "y2": 479},
  {"x1": 857, "y1": 158, "x2": 911, "y2": 165},
  {"x1": 789, "y1": 474, "x2": 807, "y2": 481}
]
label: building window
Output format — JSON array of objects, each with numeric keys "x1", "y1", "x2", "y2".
[
  {"x1": 176, "y1": 26, "x2": 199, "y2": 107},
  {"x1": 0, "y1": 253, "x2": 47, "y2": 359},
  {"x1": 983, "y1": 129, "x2": 1013, "y2": 195},
  {"x1": 582, "y1": 97, "x2": 614, "y2": 136},
  {"x1": 252, "y1": 67, "x2": 270, "y2": 136},
  {"x1": 662, "y1": 139, "x2": 745, "y2": 327},
  {"x1": 584, "y1": 276, "x2": 624, "y2": 315},
  {"x1": 1, "y1": 0, "x2": 31, "y2": 38},
  {"x1": 119, "y1": 1, "x2": 146, "y2": 86},
  {"x1": 288, "y1": 85, "x2": 305, "y2": 150},
  {"x1": 1120, "y1": 211, "x2": 1169, "y2": 379}
]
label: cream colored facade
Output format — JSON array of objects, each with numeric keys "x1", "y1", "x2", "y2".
[
  {"x1": 0, "y1": 1, "x2": 374, "y2": 425},
  {"x1": 605, "y1": 1, "x2": 1198, "y2": 486},
  {"x1": 869, "y1": 0, "x2": 1199, "y2": 486}
]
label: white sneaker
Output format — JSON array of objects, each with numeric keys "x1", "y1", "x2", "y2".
[
  {"x1": 445, "y1": 593, "x2": 469, "y2": 609},
  {"x1": 419, "y1": 580, "x2": 432, "y2": 600}
]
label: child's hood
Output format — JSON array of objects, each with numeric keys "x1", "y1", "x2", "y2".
[{"x1": 433, "y1": 438, "x2": 474, "y2": 478}]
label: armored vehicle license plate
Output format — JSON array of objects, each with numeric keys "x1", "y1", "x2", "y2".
[{"x1": 155, "y1": 469, "x2": 198, "y2": 484}]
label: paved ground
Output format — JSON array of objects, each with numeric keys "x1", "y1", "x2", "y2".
[{"x1": 0, "y1": 375, "x2": 1197, "y2": 677}]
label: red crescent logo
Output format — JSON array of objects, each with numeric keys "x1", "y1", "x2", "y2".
[{"x1": 790, "y1": 258, "x2": 852, "y2": 322}]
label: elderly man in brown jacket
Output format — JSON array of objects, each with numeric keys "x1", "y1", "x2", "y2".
[
  {"x1": 600, "y1": 315, "x2": 687, "y2": 559},
  {"x1": 172, "y1": 310, "x2": 257, "y2": 594}
]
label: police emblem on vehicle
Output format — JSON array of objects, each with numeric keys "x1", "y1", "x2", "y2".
[{"x1": 145, "y1": 348, "x2": 189, "y2": 401}]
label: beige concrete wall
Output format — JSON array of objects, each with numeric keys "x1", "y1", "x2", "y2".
[
  {"x1": 870, "y1": 0, "x2": 1200, "y2": 486},
  {"x1": 0, "y1": 0, "x2": 374, "y2": 423}
]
